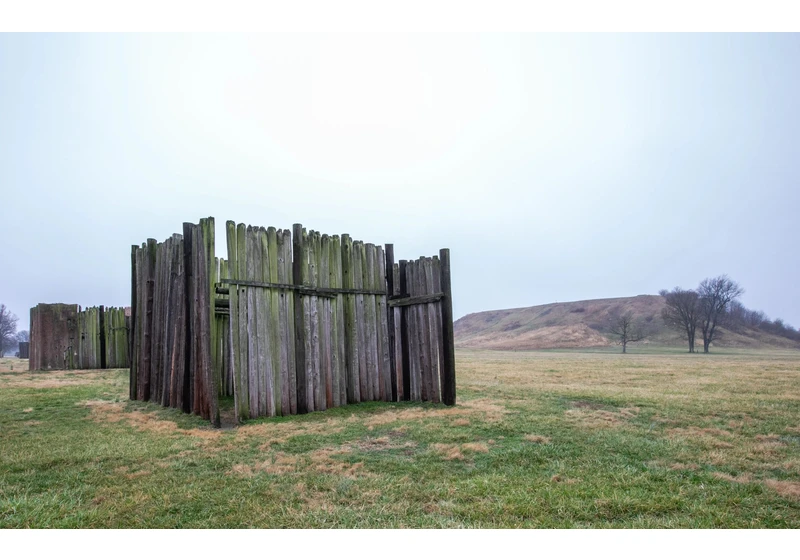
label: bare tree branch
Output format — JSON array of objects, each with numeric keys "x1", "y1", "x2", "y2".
[
  {"x1": 659, "y1": 287, "x2": 699, "y2": 353},
  {"x1": 608, "y1": 310, "x2": 645, "y2": 353},
  {"x1": 698, "y1": 275, "x2": 744, "y2": 353},
  {"x1": 0, "y1": 304, "x2": 19, "y2": 357}
]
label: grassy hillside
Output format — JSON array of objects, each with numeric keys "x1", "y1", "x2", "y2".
[{"x1": 454, "y1": 295, "x2": 800, "y2": 351}]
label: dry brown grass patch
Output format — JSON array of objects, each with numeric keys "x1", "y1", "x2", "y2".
[
  {"x1": 713, "y1": 472, "x2": 753, "y2": 484},
  {"x1": 571, "y1": 400, "x2": 604, "y2": 410},
  {"x1": 430, "y1": 444, "x2": 464, "y2": 461},
  {"x1": 666, "y1": 427, "x2": 735, "y2": 448},
  {"x1": 669, "y1": 462, "x2": 700, "y2": 471},
  {"x1": 430, "y1": 441, "x2": 491, "y2": 461},
  {"x1": 259, "y1": 453, "x2": 300, "y2": 475},
  {"x1": 451, "y1": 418, "x2": 470, "y2": 427},
  {"x1": 124, "y1": 470, "x2": 151, "y2": 480},
  {"x1": 235, "y1": 417, "x2": 346, "y2": 451},
  {"x1": 551, "y1": 474, "x2": 580, "y2": 484},
  {"x1": 751, "y1": 434, "x2": 786, "y2": 457},
  {"x1": 82, "y1": 400, "x2": 223, "y2": 443},
  {"x1": 712, "y1": 473, "x2": 800, "y2": 500},
  {"x1": 705, "y1": 450, "x2": 733, "y2": 465},
  {"x1": 565, "y1": 406, "x2": 640, "y2": 429},
  {"x1": 228, "y1": 463, "x2": 255, "y2": 477},
  {"x1": 347, "y1": 435, "x2": 417, "y2": 453},
  {"x1": 524, "y1": 434, "x2": 551, "y2": 444},
  {"x1": 462, "y1": 442, "x2": 489, "y2": 453},
  {"x1": 229, "y1": 448, "x2": 366, "y2": 479},
  {"x1": 727, "y1": 414, "x2": 755, "y2": 429},
  {"x1": 764, "y1": 479, "x2": 800, "y2": 499}
]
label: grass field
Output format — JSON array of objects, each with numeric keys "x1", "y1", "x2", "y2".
[{"x1": 1, "y1": 348, "x2": 799, "y2": 528}]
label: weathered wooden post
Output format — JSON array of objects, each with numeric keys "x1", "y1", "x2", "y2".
[
  {"x1": 385, "y1": 244, "x2": 398, "y2": 401},
  {"x1": 99, "y1": 305, "x2": 106, "y2": 370},
  {"x1": 182, "y1": 224, "x2": 193, "y2": 414},
  {"x1": 439, "y1": 248, "x2": 456, "y2": 406},
  {"x1": 293, "y1": 223, "x2": 308, "y2": 414},
  {"x1": 398, "y1": 259, "x2": 411, "y2": 401}
]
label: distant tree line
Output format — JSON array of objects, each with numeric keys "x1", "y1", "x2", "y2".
[
  {"x1": 725, "y1": 300, "x2": 800, "y2": 342},
  {"x1": 661, "y1": 275, "x2": 799, "y2": 353}
]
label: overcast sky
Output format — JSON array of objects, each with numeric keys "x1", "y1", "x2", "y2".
[{"x1": 2, "y1": 33, "x2": 798, "y2": 331}]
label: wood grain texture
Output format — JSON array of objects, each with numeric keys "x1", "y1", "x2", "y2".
[
  {"x1": 293, "y1": 224, "x2": 307, "y2": 414},
  {"x1": 320, "y1": 234, "x2": 332, "y2": 410},
  {"x1": 377, "y1": 248, "x2": 392, "y2": 401},
  {"x1": 254, "y1": 227, "x2": 268, "y2": 417},
  {"x1": 236, "y1": 223, "x2": 250, "y2": 420},
  {"x1": 283, "y1": 229, "x2": 297, "y2": 415},
  {"x1": 246, "y1": 227, "x2": 259, "y2": 418},
  {"x1": 439, "y1": 248, "x2": 456, "y2": 406},
  {"x1": 341, "y1": 234, "x2": 359, "y2": 404},
  {"x1": 353, "y1": 241, "x2": 368, "y2": 402},
  {"x1": 267, "y1": 227, "x2": 282, "y2": 416},
  {"x1": 398, "y1": 260, "x2": 410, "y2": 401}
]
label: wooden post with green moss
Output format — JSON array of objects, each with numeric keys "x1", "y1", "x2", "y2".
[
  {"x1": 267, "y1": 226, "x2": 282, "y2": 416},
  {"x1": 385, "y1": 244, "x2": 397, "y2": 401},
  {"x1": 236, "y1": 222, "x2": 250, "y2": 421},
  {"x1": 130, "y1": 245, "x2": 138, "y2": 397},
  {"x1": 99, "y1": 305, "x2": 106, "y2": 369},
  {"x1": 341, "y1": 234, "x2": 359, "y2": 404},
  {"x1": 399, "y1": 259, "x2": 411, "y2": 400}
]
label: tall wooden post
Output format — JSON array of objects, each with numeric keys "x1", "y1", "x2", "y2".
[
  {"x1": 293, "y1": 223, "x2": 308, "y2": 414},
  {"x1": 141, "y1": 238, "x2": 157, "y2": 402},
  {"x1": 385, "y1": 244, "x2": 397, "y2": 401},
  {"x1": 182, "y1": 223, "x2": 193, "y2": 414},
  {"x1": 130, "y1": 245, "x2": 138, "y2": 399},
  {"x1": 399, "y1": 259, "x2": 411, "y2": 401},
  {"x1": 99, "y1": 305, "x2": 106, "y2": 370},
  {"x1": 439, "y1": 248, "x2": 456, "y2": 406}
]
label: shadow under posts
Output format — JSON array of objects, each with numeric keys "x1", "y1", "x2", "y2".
[
  {"x1": 129, "y1": 217, "x2": 456, "y2": 427},
  {"x1": 29, "y1": 304, "x2": 130, "y2": 371}
]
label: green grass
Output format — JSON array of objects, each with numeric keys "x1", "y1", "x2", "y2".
[{"x1": 1, "y1": 349, "x2": 799, "y2": 528}]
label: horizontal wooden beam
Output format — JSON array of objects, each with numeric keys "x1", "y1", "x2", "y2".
[
  {"x1": 387, "y1": 293, "x2": 444, "y2": 308},
  {"x1": 219, "y1": 278, "x2": 386, "y2": 297}
]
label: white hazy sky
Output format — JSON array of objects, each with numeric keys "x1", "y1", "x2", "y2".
[{"x1": 2, "y1": 32, "x2": 799, "y2": 331}]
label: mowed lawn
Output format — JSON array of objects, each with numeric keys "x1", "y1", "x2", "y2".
[{"x1": 1, "y1": 348, "x2": 799, "y2": 528}]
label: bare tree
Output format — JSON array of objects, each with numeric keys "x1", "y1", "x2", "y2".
[
  {"x1": 609, "y1": 310, "x2": 644, "y2": 353},
  {"x1": 698, "y1": 275, "x2": 744, "y2": 353},
  {"x1": 16, "y1": 330, "x2": 29, "y2": 342},
  {"x1": 660, "y1": 287, "x2": 700, "y2": 353},
  {"x1": 0, "y1": 304, "x2": 18, "y2": 357}
]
